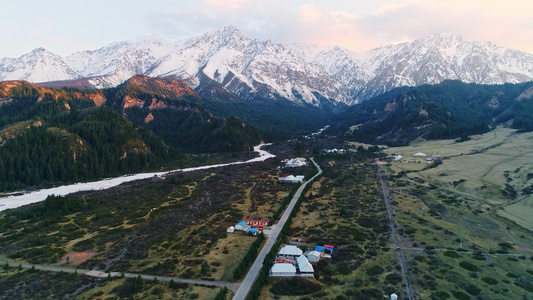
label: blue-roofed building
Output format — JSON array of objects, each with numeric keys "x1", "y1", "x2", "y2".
[
  {"x1": 314, "y1": 245, "x2": 334, "y2": 258},
  {"x1": 247, "y1": 227, "x2": 260, "y2": 236},
  {"x1": 235, "y1": 221, "x2": 247, "y2": 231}
]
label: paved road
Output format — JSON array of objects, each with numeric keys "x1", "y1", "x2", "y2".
[
  {"x1": 0, "y1": 259, "x2": 240, "y2": 293},
  {"x1": 232, "y1": 158, "x2": 322, "y2": 300},
  {"x1": 376, "y1": 162, "x2": 415, "y2": 300}
]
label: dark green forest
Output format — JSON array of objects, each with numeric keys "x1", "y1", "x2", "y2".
[
  {"x1": 329, "y1": 80, "x2": 533, "y2": 146},
  {"x1": 0, "y1": 81, "x2": 262, "y2": 192}
]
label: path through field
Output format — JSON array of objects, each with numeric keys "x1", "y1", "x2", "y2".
[{"x1": 377, "y1": 161, "x2": 415, "y2": 300}]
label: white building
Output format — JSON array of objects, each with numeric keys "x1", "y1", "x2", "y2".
[
  {"x1": 270, "y1": 263, "x2": 296, "y2": 277},
  {"x1": 306, "y1": 250, "x2": 322, "y2": 263},
  {"x1": 278, "y1": 175, "x2": 305, "y2": 183},
  {"x1": 296, "y1": 255, "x2": 314, "y2": 277},
  {"x1": 278, "y1": 245, "x2": 303, "y2": 259}
]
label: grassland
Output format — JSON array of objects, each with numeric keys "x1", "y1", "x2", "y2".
[
  {"x1": 260, "y1": 153, "x2": 405, "y2": 300},
  {"x1": 381, "y1": 127, "x2": 533, "y2": 299},
  {"x1": 383, "y1": 127, "x2": 533, "y2": 233}
]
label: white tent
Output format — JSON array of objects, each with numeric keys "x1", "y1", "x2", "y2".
[
  {"x1": 413, "y1": 152, "x2": 427, "y2": 157},
  {"x1": 390, "y1": 293, "x2": 398, "y2": 300},
  {"x1": 296, "y1": 255, "x2": 314, "y2": 277},
  {"x1": 226, "y1": 226, "x2": 235, "y2": 233},
  {"x1": 270, "y1": 263, "x2": 296, "y2": 277}
]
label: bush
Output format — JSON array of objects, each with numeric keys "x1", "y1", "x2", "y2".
[
  {"x1": 481, "y1": 277, "x2": 498, "y2": 285},
  {"x1": 452, "y1": 291, "x2": 470, "y2": 300},
  {"x1": 366, "y1": 265, "x2": 384, "y2": 276},
  {"x1": 384, "y1": 273, "x2": 402, "y2": 285},
  {"x1": 459, "y1": 261, "x2": 480, "y2": 272},
  {"x1": 464, "y1": 284, "x2": 480, "y2": 296},
  {"x1": 443, "y1": 251, "x2": 460, "y2": 258},
  {"x1": 269, "y1": 277, "x2": 321, "y2": 296},
  {"x1": 435, "y1": 291, "x2": 451, "y2": 299}
]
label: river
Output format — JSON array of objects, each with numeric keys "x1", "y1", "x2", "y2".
[{"x1": 0, "y1": 144, "x2": 275, "y2": 212}]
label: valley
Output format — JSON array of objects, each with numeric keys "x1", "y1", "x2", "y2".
[
  {"x1": 0, "y1": 50, "x2": 532, "y2": 300},
  {"x1": 0, "y1": 126, "x2": 532, "y2": 299}
]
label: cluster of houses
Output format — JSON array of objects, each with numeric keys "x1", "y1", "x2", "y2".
[
  {"x1": 227, "y1": 219, "x2": 270, "y2": 236},
  {"x1": 391, "y1": 152, "x2": 441, "y2": 164},
  {"x1": 322, "y1": 148, "x2": 346, "y2": 154},
  {"x1": 270, "y1": 244, "x2": 334, "y2": 277},
  {"x1": 278, "y1": 158, "x2": 309, "y2": 168},
  {"x1": 278, "y1": 175, "x2": 305, "y2": 183}
]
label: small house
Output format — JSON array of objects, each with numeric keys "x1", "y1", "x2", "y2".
[
  {"x1": 306, "y1": 250, "x2": 322, "y2": 263},
  {"x1": 270, "y1": 263, "x2": 296, "y2": 277},
  {"x1": 235, "y1": 221, "x2": 246, "y2": 231},
  {"x1": 247, "y1": 228, "x2": 260, "y2": 236},
  {"x1": 315, "y1": 245, "x2": 334, "y2": 258},
  {"x1": 227, "y1": 226, "x2": 235, "y2": 233}
]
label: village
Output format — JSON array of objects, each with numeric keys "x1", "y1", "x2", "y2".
[
  {"x1": 226, "y1": 156, "x2": 334, "y2": 278},
  {"x1": 227, "y1": 218, "x2": 334, "y2": 278}
]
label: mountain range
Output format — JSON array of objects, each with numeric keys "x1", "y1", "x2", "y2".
[{"x1": 1, "y1": 25, "x2": 533, "y2": 106}]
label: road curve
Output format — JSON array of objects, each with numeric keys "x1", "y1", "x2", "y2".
[{"x1": 232, "y1": 158, "x2": 322, "y2": 300}]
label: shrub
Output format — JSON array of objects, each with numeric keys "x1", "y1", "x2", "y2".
[
  {"x1": 366, "y1": 265, "x2": 384, "y2": 276},
  {"x1": 443, "y1": 251, "x2": 460, "y2": 258},
  {"x1": 459, "y1": 261, "x2": 480, "y2": 272},
  {"x1": 464, "y1": 284, "x2": 480, "y2": 296},
  {"x1": 481, "y1": 277, "x2": 498, "y2": 285},
  {"x1": 385, "y1": 273, "x2": 402, "y2": 285},
  {"x1": 435, "y1": 291, "x2": 451, "y2": 299},
  {"x1": 452, "y1": 291, "x2": 470, "y2": 300},
  {"x1": 269, "y1": 277, "x2": 321, "y2": 296}
]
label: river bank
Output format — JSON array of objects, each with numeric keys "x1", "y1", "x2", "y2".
[{"x1": 0, "y1": 144, "x2": 275, "y2": 212}]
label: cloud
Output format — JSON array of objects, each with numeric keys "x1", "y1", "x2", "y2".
[
  {"x1": 203, "y1": 0, "x2": 250, "y2": 9},
  {"x1": 358, "y1": 1, "x2": 533, "y2": 52},
  {"x1": 144, "y1": 1, "x2": 533, "y2": 54}
]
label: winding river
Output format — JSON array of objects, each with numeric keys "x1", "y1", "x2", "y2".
[{"x1": 0, "y1": 144, "x2": 275, "y2": 212}]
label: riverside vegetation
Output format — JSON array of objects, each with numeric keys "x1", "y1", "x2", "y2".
[{"x1": 0, "y1": 141, "x2": 317, "y2": 298}]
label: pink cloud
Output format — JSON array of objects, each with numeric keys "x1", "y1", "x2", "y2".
[{"x1": 203, "y1": 0, "x2": 250, "y2": 9}]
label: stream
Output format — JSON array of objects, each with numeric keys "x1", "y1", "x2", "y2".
[{"x1": 0, "y1": 144, "x2": 275, "y2": 212}]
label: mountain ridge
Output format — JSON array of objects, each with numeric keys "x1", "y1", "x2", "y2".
[{"x1": 2, "y1": 26, "x2": 533, "y2": 106}]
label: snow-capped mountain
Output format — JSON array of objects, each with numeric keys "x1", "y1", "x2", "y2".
[
  {"x1": 0, "y1": 48, "x2": 81, "y2": 83},
  {"x1": 1, "y1": 26, "x2": 533, "y2": 106}
]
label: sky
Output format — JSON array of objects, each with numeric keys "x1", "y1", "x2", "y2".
[{"x1": 1, "y1": 0, "x2": 532, "y2": 58}]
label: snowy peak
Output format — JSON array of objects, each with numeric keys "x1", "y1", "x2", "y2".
[
  {"x1": 1, "y1": 27, "x2": 533, "y2": 106},
  {"x1": 0, "y1": 47, "x2": 80, "y2": 83}
]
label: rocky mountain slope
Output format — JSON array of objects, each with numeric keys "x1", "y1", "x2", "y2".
[
  {"x1": 1, "y1": 26, "x2": 533, "y2": 106},
  {"x1": 329, "y1": 80, "x2": 533, "y2": 146}
]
